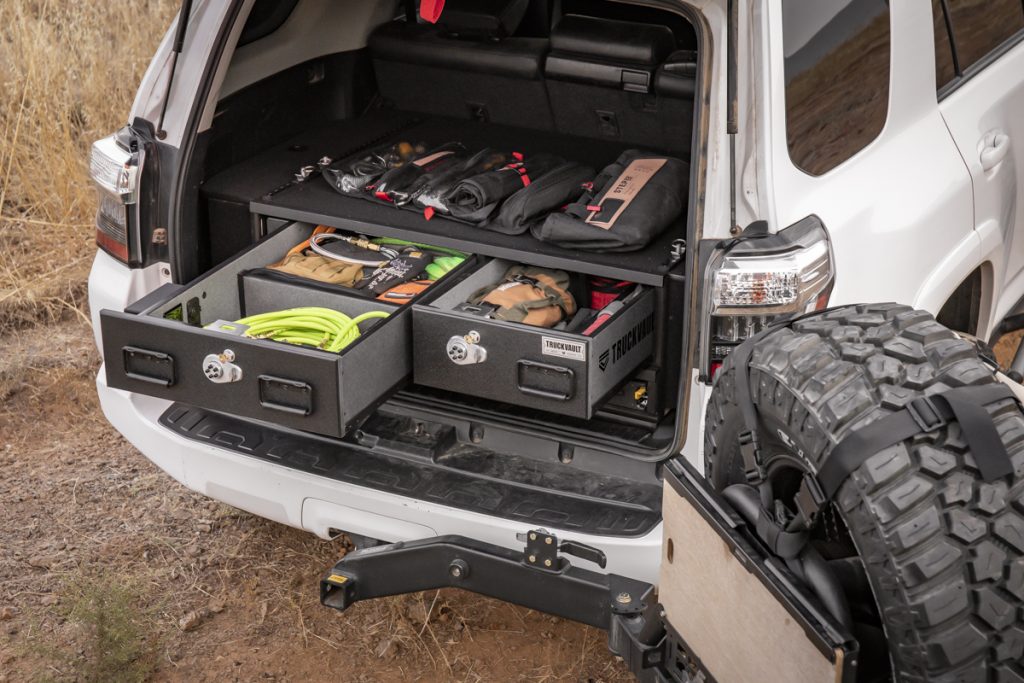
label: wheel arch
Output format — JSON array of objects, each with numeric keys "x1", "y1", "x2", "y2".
[{"x1": 935, "y1": 262, "x2": 994, "y2": 336}]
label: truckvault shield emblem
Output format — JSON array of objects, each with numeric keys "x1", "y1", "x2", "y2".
[{"x1": 598, "y1": 350, "x2": 610, "y2": 371}]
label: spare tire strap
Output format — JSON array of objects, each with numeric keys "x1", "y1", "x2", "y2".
[
  {"x1": 796, "y1": 383, "x2": 1017, "y2": 526},
  {"x1": 730, "y1": 326, "x2": 777, "y2": 484}
]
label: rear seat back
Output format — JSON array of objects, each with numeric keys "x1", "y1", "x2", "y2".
[
  {"x1": 369, "y1": 0, "x2": 554, "y2": 128},
  {"x1": 544, "y1": 14, "x2": 694, "y2": 155}
]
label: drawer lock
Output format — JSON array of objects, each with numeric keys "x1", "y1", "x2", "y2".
[
  {"x1": 446, "y1": 331, "x2": 487, "y2": 365},
  {"x1": 203, "y1": 349, "x2": 243, "y2": 384}
]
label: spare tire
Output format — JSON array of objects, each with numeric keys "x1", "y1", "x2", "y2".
[{"x1": 704, "y1": 303, "x2": 1024, "y2": 682}]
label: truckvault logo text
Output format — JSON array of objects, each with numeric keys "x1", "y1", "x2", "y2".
[{"x1": 600, "y1": 313, "x2": 654, "y2": 371}]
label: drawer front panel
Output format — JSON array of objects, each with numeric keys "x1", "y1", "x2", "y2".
[
  {"x1": 413, "y1": 310, "x2": 591, "y2": 417},
  {"x1": 412, "y1": 286, "x2": 656, "y2": 418},
  {"x1": 101, "y1": 310, "x2": 346, "y2": 435}
]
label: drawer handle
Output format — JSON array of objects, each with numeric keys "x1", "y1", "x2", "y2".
[
  {"x1": 516, "y1": 360, "x2": 574, "y2": 401},
  {"x1": 258, "y1": 375, "x2": 314, "y2": 416},
  {"x1": 122, "y1": 346, "x2": 175, "y2": 387}
]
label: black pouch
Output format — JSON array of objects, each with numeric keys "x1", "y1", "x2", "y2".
[
  {"x1": 359, "y1": 251, "x2": 434, "y2": 294},
  {"x1": 373, "y1": 142, "x2": 466, "y2": 204},
  {"x1": 532, "y1": 150, "x2": 689, "y2": 252},
  {"x1": 445, "y1": 153, "x2": 563, "y2": 224},
  {"x1": 487, "y1": 162, "x2": 595, "y2": 235},
  {"x1": 322, "y1": 141, "x2": 425, "y2": 195},
  {"x1": 413, "y1": 148, "x2": 513, "y2": 214}
]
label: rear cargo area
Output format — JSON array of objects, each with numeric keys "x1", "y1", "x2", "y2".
[{"x1": 108, "y1": 0, "x2": 702, "y2": 536}]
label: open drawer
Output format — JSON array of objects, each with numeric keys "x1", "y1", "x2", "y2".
[
  {"x1": 412, "y1": 259, "x2": 655, "y2": 419},
  {"x1": 100, "y1": 222, "x2": 461, "y2": 438}
]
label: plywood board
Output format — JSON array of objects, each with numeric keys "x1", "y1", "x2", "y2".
[{"x1": 659, "y1": 481, "x2": 841, "y2": 683}]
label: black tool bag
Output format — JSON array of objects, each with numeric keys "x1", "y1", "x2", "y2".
[
  {"x1": 412, "y1": 148, "x2": 513, "y2": 214},
  {"x1": 487, "y1": 162, "x2": 594, "y2": 235},
  {"x1": 373, "y1": 142, "x2": 466, "y2": 204},
  {"x1": 532, "y1": 150, "x2": 689, "y2": 252},
  {"x1": 322, "y1": 141, "x2": 425, "y2": 195},
  {"x1": 445, "y1": 153, "x2": 563, "y2": 224}
]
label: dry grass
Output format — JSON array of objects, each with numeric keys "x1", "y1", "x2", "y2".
[{"x1": 0, "y1": 0, "x2": 178, "y2": 332}]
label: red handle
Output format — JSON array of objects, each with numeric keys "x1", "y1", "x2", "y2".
[{"x1": 420, "y1": 0, "x2": 445, "y2": 23}]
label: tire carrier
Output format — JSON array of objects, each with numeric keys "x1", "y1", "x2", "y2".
[{"x1": 318, "y1": 460, "x2": 859, "y2": 682}]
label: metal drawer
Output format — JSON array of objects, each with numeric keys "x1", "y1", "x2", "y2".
[
  {"x1": 412, "y1": 259, "x2": 655, "y2": 419},
  {"x1": 100, "y1": 223, "x2": 410, "y2": 438}
]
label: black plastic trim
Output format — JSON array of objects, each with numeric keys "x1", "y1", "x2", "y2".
[{"x1": 158, "y1": 403, "x2": 663, "y2": 537}]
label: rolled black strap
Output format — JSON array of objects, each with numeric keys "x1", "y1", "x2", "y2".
[
  {"x1": 817, "y1": 383, "x2": 1017, "y2": 501},
  {"x1": 755, "y1": 513, "x2": 810, "y2": 559},
  {"x1": 729, "y1": 325, "x2": 779, "y2": 483}
]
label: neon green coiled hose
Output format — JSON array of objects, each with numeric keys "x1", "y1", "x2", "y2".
[{"x1": 237, "y1": 307, "x2": 389, "y2": 353}]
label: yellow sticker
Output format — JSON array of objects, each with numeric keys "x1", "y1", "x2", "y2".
[{"x1": 326, "y1": 574, "x2": 348, "y2": 585}]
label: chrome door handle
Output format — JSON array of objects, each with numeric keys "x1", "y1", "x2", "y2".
[{"x1": 980, "y1": 130, "x2": 1010, "y2": 171}]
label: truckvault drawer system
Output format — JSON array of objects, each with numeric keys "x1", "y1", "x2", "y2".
[{"x1": 413, "y1": 259, "x2": 656, "y2": 419}]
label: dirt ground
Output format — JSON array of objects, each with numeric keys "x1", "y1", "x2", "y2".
[{"x1": 0, "y1": 317, "x2": 632, "y2": 682}]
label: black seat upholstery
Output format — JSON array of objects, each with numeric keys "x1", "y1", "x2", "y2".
[
  {"x1": 369, "y1": 0, "x2": 553, "y2": 128},
  {"x1": 544, "y1": 14, "x2": 692, "y2": 154},
  {"x1": 656, "y1": 50, "x2": 698, "y2": 99},
  {"x1": 545, "y1": 14, "x2": 673, "y2": 91}
]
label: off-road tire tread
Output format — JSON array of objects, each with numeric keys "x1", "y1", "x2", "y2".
[{"x1": 704, "y1": 304, "x2": 1024, "y2": 682}]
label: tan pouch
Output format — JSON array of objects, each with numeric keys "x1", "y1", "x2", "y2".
[
  {"x1": 472, "y1": 266, "x2": 576, "y2": 327},
  {"x1": 268, "y1": 251, "x2": 365, "y2": 287}
]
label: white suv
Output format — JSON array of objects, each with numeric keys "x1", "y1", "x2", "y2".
[{"x1": 89, "y1": 1, "x2": 1024, "y2": 680}]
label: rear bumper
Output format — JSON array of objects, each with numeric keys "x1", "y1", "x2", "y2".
[{"x1": 96, "y1": 371, "x2": 664, "y2": 583}]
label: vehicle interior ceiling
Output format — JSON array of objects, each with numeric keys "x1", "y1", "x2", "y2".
[{"x1": 190, "y1": 0, "x2": 701, "y2": 486}]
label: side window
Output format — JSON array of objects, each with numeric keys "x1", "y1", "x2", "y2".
[
  {"x1": 946, "y1": 0, "x2": 1024, "y2": 71},
  {"x1": 931, "y1": 0, "x2": 957, "y2": 90},
  {"x1": 239, "y1": 0, "x2": 299, "y2": 47},
  {"x1": 782, "y1": 0, "x2": 892, "y2": 176}
]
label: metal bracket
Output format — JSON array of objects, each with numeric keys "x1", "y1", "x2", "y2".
[
  {"x1": 516, "y1": 528, "x2": 607, "y2": 571},
  {"x1": 320, "y1": 533, "x2": 648, "y2": 629}
]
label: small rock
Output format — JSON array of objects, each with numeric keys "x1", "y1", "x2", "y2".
[
  {"x1": 28, "y1": 555, "x2": 55, "y2": 570},
  {"x1": 185, "y1": 545, "x2": 202, "y2": 558},
  {"x1": 196, "y1": 523, "x2": 212, "y2": 533},
  {"x1": 39, "y1": 595, "x2": 58, "y2": 607},
  {"x1": 178, "y1": 608, "x2": 211, "y2": 632},
  {"x1": 207, "y1": 598, "x2": 226, "y2": 614},
  {"x1": 0, "y1": 606, "x2": 18, "y2": 621}
]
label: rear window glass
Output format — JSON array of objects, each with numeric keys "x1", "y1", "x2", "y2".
[
  {"x1": 782, "y1": 0, "x2": 891, "y2": 176},
  {"x1": 946, "y1": 0, "x2": 1024, "y2": 72},
  {"x1": 932, "y1": 0, "x2": 957, "y2": 90},
  {"x1": 239, "y1": 0, "x2": 299, "y2": 47}
]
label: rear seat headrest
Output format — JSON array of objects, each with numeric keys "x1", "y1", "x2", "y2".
[
  {"x1": 437, "y1": 0, "x2": 530, "y2": 40},
  {"x1": 656, "y1": 50, "x2": 698, "y2": 99},
  {"x1": 550, "y1": 14, "x2": 674, "y2": 65}
]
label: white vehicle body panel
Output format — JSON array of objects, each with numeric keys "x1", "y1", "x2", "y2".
[
  {"x1": 759, "y1": 0, "x2": 977, "y2": 314},
  {"x1": 940, "y1": 39, "x2": 1024, "y2": 335}
]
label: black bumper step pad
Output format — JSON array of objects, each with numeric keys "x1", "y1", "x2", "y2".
[{"x1": 158, "y1": 403, "x2": 661, "y2": 537}]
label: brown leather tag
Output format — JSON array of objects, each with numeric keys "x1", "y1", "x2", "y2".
[
  {"x1": 585, "y1": 158, "x2": 667, "y2": 230},
  {"x1": 413, "y1": 150, "x2": 455, "y2": 167}
]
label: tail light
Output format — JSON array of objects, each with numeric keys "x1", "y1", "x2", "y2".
[
  {"x1": 702, "y1": 216, "x2": 834, "y2": 378},
  {"x1": 90, "y1": 128, "x2": 140, "y2": 263}
]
